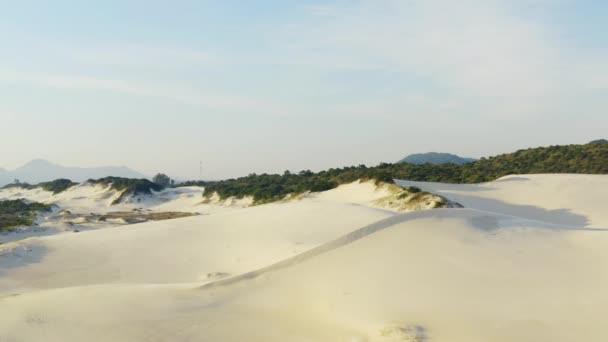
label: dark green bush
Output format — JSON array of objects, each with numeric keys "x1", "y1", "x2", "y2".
[
  {"x1": 406, "y1": 186, "x2": 422, "y2": 193},
  {"x1": 152, "y1": 173, "x2": 172, "y2": 187},
  {"x1": 38, "y1": 179, "x2": 78, "y2": 194}
]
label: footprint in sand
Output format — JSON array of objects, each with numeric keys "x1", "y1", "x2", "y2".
[
  {"x1": 379, "y1": 324, "x2": 426, "y2": 341},
  {"x1": 206, "y1": 272, "x2": 230, "y2": 280}
]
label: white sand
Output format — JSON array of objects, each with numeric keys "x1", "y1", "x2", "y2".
[
  {"x1": 0, "y1": 200, "x2": 392, "y2": 292},
  {"x1": 1, "y1": 174, "x2": 607, "y2": 341}
]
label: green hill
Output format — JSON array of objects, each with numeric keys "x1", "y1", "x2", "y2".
[
  {"x1": 589, "y1": 139, "x2": 608, "y2": 145},
  {"x1": 398, "y1": 152, "x2": 477, "y2": 165}
]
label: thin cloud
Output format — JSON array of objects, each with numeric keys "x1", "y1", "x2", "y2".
[
  {"x1": 264, "y1": 0, "x2": 608, "y2": 125},
  {"x1": 0, "y1": 70, "x2": 280, "y2": 113},
  {"x1": 67, "y1": 44, "x2": 219, "y2": 68},
  {"x1": 285, "y1": 0, "x2": 559, "y2": 98}
]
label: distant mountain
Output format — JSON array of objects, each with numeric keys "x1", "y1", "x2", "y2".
[
  {"x1": 398, "y1": 152, "x2": 477, "y2": 165},
  {"x1": 0, "y1": 159, "x2": 147, "y2": 186},
  {"x1": 589, "y1": 139, "x2": 608, "y2": 145}
]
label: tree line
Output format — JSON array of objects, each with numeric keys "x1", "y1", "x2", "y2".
[{"x1": 181, "y1": 142, "x2": 608, "y2": 203}]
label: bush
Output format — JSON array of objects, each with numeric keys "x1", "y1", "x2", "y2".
[
  {"x1": 152, "y1": 173, "x2": 172, "y2": 187},
  {"x1": 2, "y1": 179, "x2": 76, "y2": 194},
  {"x1": 38, "y1": 179, "x2": 77, "y2": 194},
  {"x1": 88, "y1": 177, "x2": 165, "y2": 204}
]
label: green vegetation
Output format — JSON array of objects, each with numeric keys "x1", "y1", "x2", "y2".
[
  {"x1": 1, "y1": 179, "x2": 77, "y2": 194},
  {"x1": 152, "y1": 173, "x2": 171, "y2": 187},
  {"x1": 88, "y1": 177, "x2": 165, "y2": 204},
  {"x1": 458, "y1": 143, "x2": 608, "y2": 182},
  {"x1": 182, "y1": 142, "x2": 608, "y2": 204},
  {"x1": 0, "y1": 199, "x2": 52, "y2": 231},
  {"x1": 179, "y1": 181, "x2": 206, "y2": 187},
  {"x1": 152, "y1": 173, "x2": 175, "y2": 187},
  {"x1": 89, "y1": 177, "x2": 164, "y2": 194},
  {"x1": 37, "y1": 179, "x2": 78, "y2": 194}
]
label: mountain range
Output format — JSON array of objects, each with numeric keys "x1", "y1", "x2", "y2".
[{"x1": 0, "y1": 159, "x2": 146, "y2": 186}]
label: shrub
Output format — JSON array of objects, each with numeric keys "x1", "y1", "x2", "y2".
[
  {"x1": 38, "y1": 179, "x2": 77, "y2": 194},
  {"x1": 0, "y1": 199, "x2": 52, "y2": 231},
  {"x1": 406, "y1": 186, "x2": 422, "y2": 193},
  {"x1": 152, "y1": 173, "x2": 172, "y2": 187},
  {"x1": 2, "y1": 179, "x2": 76, "y2": 194},
  {"x1": 88, "y1": 177, "x2": 164, "y2": 204}
]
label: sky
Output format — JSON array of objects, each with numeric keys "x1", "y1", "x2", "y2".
[{"x1": 1, "y1": 0, "x2": 606, "y2": 180}]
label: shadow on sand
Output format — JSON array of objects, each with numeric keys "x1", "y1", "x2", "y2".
[
  {"x1": 441, "y1": 194, "x2": 591, "y2": 228},
  {"x1": 0, "y1": 242, "x2": 48, "y2": 288}
]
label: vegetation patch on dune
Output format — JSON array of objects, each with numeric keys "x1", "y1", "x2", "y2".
[
  {"x1": 0, "y1": 199, "x2": 53, "y2": 231},
  {"x1": 373, "y1": 184, "x2": 461, "y2": 211},
  {"x1": 1, "y1": 179, "x2": 77, "y2": 194},
  {"x1": 97, "y1": 211, "x2": 196, "y2": 223},
  {"x1": 56, "y1": 210, "x2": 197, "y2": 225},
  {"x1": 37, "y1": 179, "x2": 78, "y2": 194},
  {"x1": 183, "y1": 167, "x2": 393, "y2": 203},
  {"x1": 88, "y1": 177, "x2": 165, "y2": 204}
]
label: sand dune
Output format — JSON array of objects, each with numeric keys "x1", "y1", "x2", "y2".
[
  {"x1": 0, "y1": 184, "x2": 248, "y2": 243},
  {"x1": 1, "y1": 175, "x2": 607, "y2": 341},
  {"x1": 0, "y1": 183, "x2": 211, "y2": 214},
  {"x1": 0, "y1": 200, "x2": 392, "y2": 292}
]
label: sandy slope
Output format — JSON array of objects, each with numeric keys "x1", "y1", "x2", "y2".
[
  {"x1": 0, "y1": 200, "x2": 392, "y2": 293},
  {"x1": 1, "y1": 175, "x2": 607, "y2": 341},
  {"x1": 397, "y1": 174, "x2": 608, "y2": 228},
  {"x1": 2, "y1": 209, "x2": 607, "y2": 342}
]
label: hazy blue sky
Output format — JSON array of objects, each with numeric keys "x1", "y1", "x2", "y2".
[{"x1": 1, "y1": 0, "x2": 606, "y2": 179}]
